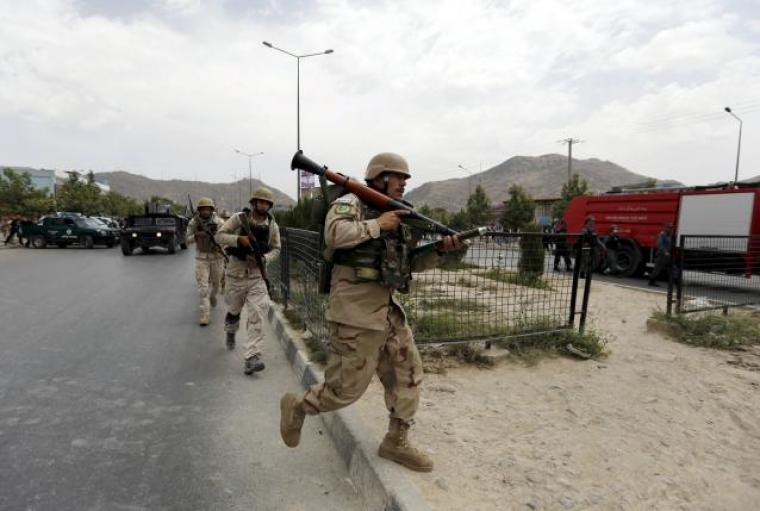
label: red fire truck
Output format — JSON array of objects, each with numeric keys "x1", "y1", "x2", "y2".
[{"x1": 563, "y1": 184, "x2": 760, "y2": 277}]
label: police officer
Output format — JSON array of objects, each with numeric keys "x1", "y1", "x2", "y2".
[
  {"x1": 215, "y1": 188, "x2": 281, "y2": 374},
  {"x1": 279, "y1": 152, "x2": 463, "y2": 473},
  {"x1": 186, "y1": 198, "x2": 225, "y2": 326}
]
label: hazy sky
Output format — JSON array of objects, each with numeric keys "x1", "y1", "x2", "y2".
[{"x1": 1, "y1": 0, "x2": 759, "y2": 199}]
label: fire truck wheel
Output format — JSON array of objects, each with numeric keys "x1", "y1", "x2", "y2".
[{"x1": 615, "y1": 241, "x2": 642, "y2": 277}]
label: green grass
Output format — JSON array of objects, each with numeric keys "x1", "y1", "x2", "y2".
[
  {"x1": 303, "y1": 334, "x2": 328, "y2": 363},
  {"x1": 496, "y1": 318, "x2": 608, "y2": 364},
  {"x1": 419, "y1": 298, "x2": 489, "y2": 312},
  {"x1": 481, "y1": 269, "x2": 552, "y2": 290},
  {"x1": 652, "y1": 311, "x2": 760, "y2": 350},
  {"x1": 411, "y1": 314, "x2": 503, "y2": 340},
  {"x1": 283, "y1": 307, "x2": 305, "y2": 330}
]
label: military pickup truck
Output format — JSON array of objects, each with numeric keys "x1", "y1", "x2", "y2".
[
  {"x1": 21, "y1": 216, "x2": 121, "y2": 249},
  {"x1": 120, "y1": 213, "x2": 188, "y2": 255}
]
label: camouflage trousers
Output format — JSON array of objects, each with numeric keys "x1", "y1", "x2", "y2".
[
  {"x1": 195, "y1": 257, "x2": 224, "y2": 317},
  {"x1": 224, "y1": 273, "x2": 268, "y2": 359},
  {"x1": 303, "y1": 304, "x2": 423, "y2": 423}
]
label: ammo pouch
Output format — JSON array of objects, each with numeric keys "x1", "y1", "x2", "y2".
[{"x1": 332, "y1": 232, "x2": 412, "y2": 294}]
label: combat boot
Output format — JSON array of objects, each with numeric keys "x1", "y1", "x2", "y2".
[
  {"x1": 244, "y1": 354, "x2": 265, "y2": 374},
  {"x1": 280, "y1": 393, "x2": 306, "y2": 447},
  {"x1": 199, "y1": 311, "x2": 209, "y2": 326},
  {"x1": 378, "y1": 418, "x2": 434, "y2": 472},
  {"x1": 225, "y1": 331, "x2": 235, "y2": 350}
]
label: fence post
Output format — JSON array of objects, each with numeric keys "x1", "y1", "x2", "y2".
[
  {"x1": 667, "y1": 238, "x2": 675, "y2": 316},
  {"x1": 578, "y1": 237, "x2": 594, "y2": 333},
  {"x1": 675, "y1": 235, "x2": 685, "y2": 314},
  {"x1": 281, "y1": 231, "x2": 290, "y2": 308},
  {"x1": 568, "y1": 234, "x2": 582, "y2": 328}
]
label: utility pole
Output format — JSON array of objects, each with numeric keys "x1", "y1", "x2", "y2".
[{"x1": 559, "y1": 138, "x2": 583, "y2": 182}]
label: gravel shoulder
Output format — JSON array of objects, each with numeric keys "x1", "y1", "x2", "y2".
[{"x1": 354, "y1": 280, "x2": 760, "y2": 510}]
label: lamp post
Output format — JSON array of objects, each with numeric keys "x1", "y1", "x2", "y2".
[
  {"x1": 458, "y1": 164, "x2": 473, "y2": 197},
  {"x1": 724, "y1": 107, "x2": 743, "y2": 186},
  {"x1": 234, "y1": 149, "x2": 263, "y2": 199},
  {"x1": 262, "y1": 41, "x2": 333, "y2": 202}
]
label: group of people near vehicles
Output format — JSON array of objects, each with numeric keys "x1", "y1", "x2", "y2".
[{"x1": 551, "y1": 215, "x2": 673, "y2": 284}]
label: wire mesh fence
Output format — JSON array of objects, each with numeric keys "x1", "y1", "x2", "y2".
[
  {"x1": 668, "y1": 235, "x2": 760, "y2": 314},
  {"x1": 269, "y1": 228, "x2": 594, "y2": 347}
]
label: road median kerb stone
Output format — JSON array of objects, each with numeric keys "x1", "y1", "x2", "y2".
[{"x1": 267, "y1": 304, "x2": 432, "y2": 511}]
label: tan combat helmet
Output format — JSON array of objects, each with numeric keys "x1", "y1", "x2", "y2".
[
  {"x1": 197, "y1": 197, "x2": 215, "y2": 209},
  {"x1": 365, "y1": 152, "x2": 411, "y2": 181},
  {"x1": 250, "y1": 187, "x2": 275, "y2": 208},
  {"x1": 219, "y1": 209, "x2": 231, "y2": 220}
]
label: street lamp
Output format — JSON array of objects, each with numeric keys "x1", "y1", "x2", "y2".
[
  {"x1": 724, "y1": 107, "x2": 743, "y2": 186},
  {"x1": 262, "y1": 40, "x2": 334, "y2": 202},
  {"x1": 234, "y1": 149, "x2": 264, "y2": 199},
  {"x1": 458, "y1": 164, "x2": 473, "y2": 197}
]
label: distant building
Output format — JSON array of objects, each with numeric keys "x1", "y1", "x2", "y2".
[
  {"x1": 491, "y1": 197, "x2": 560, "y2": 227},
  {"x1": 0, "y1": 167, "x2": 56, "y2": 194}
]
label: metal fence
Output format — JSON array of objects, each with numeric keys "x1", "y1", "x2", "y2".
[
  {"x1": 667, "y1": 235, "x2": 760, "y2": 314},
  {"x1": 269, "y1": 228, "x2": 594, "y2": 346}
]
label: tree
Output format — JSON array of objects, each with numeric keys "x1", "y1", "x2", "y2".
[
  {"x1": 57, "y1": 171, "x2": 103, "y2": 215},
  {"x1": 552, "y1": 174, "x2": 590, "y2": 220},
  {"x1": 101, "y1": 191, "x2": 143, "y2": 217},
  {"x1": 501, "y1": 184, "x2": 535, "y2": 231},
  {"x1": 464, "y1": 185, "x2": 492, "y2": 228},
  {"x1": 645, "y1": 177, "x2": 658, "y2": 188},
  {"x1": 0, "y1": 168, "x2": 55, "y2": 218},
  {"x1": 518, "y1": 223, "x2": 546, "y2": 280}
]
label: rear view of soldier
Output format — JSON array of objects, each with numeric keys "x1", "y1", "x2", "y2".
[
  {"x1": 186, "y1": 198, "x2": 225, "y2": 326},
  {"x1": 279, "y1": 152, "x2": 463, "y2": 472},
  {"x1": 215, "y1": 188, "x2": 281, "y2": 375}
]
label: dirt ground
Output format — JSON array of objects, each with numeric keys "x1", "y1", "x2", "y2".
[{"x1": 354, "y1": 281, "x2": 760, "y2": 511}]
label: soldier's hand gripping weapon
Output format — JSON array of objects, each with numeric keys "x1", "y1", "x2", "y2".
[
  {"x1": 188, "y1": 194, "x2": 229, "y2": 263},
  {"x1": 290, "y1": 150, "x2": 487, "y2": 253},
  {"x1": 236, "y1": 214, "x2": 273, "y2": 299}
]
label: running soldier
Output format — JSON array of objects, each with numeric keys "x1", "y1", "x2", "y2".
[
  {"x1": 215, "y1": 188, "x2": 280, "y2": 375},
  {"x1": 279, "y1": 152, "x2": 463, "y2": 472},
  {"x1": 186, "y1": 198, "x2": 225, "y2": 326}
]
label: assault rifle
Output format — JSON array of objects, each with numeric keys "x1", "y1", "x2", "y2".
[
  {"x1": 187, "y1": 194, "x2": 229, "y2": 263},
  {"x1": 290, "y1": 151, "x2": 487, "y2": 253},
  {"x1": 227, "y1": 213, "x2": 272, "y2": 298}
]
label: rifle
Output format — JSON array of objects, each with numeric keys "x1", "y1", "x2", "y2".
[
  {"x1": 235, "y1": 213, "x2": 273, "y2": 298},
  {"x1": 290, "y1": 150, "x2": 487, "y2": 253},
  {"x1": 187, "y1": 194, "x2": 229, "y2": 263}
]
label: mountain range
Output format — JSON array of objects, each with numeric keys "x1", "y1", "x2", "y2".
[
  {"x1": 93, "y1": 171, "x2": 295, "y2": 211},
  {"x1": 405, "y1": 154, "x2": 683, "y2": 211}
]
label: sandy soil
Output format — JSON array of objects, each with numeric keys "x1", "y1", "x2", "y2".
[{"x1": 354, "y1": 281, "x2": 760, "y2": 511}]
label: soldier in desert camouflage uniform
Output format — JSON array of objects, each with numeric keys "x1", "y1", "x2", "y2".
[
  {"x1": 215, "y1": 188, "x2": 281, "y2": 375},
  {"x1": 279, "y1": 152, "x2": 463, "y2": 472},
  {"x1": 186, "y1": 197, "x2": 225, "y2": 326}
]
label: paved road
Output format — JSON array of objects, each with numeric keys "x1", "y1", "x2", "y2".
[{"x1": 0, "y1": 246, "x2": 361, "y2": 511}]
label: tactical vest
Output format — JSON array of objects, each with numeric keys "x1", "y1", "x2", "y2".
[
  {"x1": 196, "y1": 217, "x2": 218, "y2": 253},
  {"x1": 332, "y1": 203, "x2": 413, "y2": 293},
  {"x1": 225, "y1": 212, "x2": 272, "y2": 261},
  {"x1": 249, "y1": 215, "x2": 272, "y2": 253}
]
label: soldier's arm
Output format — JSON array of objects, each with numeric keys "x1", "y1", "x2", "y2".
[
  {"x1": 215, "y1": 214, "x2": 242, "y2": 247},
  {"x1": 325, "y1": 197, "x2": 380, "y2": 250},
  {"x1": 185, "y1": 218, "x2": 196, "y2": 246},
  {"x1": 264, "y1": 219, "x2": 281, "y2": 264}
]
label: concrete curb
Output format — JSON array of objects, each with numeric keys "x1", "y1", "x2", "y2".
[{"x1": 267, "y1": 304, "x2": 432, "y2": 511}]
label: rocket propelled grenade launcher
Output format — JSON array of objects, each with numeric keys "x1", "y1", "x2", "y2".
[{"x1": 290, "y1": 150, "x2": 487, "y2": 248}]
